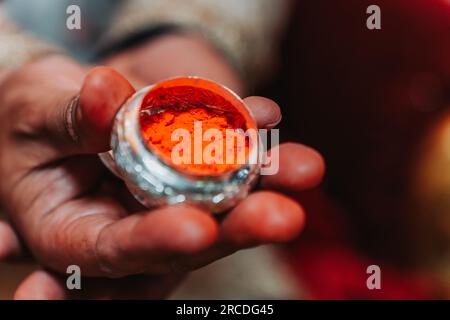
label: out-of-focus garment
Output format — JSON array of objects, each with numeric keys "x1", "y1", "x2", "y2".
[
  {"x1": 0, "y1": 0, "x2": 297, "y2": 300},
  {"x1": 0, "y1": 0, "x2": 289, "y2": 82},
  {"x1": 4, "y1": 0, "x2": 122, "y2": 62}
]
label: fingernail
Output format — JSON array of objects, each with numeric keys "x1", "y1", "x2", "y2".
[{"x1": 266, "y1": 114, "x2": 282, "y2": 129}]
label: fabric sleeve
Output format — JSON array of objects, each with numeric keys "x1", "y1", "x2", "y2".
[{"x1": 0, "y1": 3, "x2": 64, "y2": 71}]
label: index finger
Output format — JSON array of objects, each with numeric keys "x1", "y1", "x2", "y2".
[{"x1": 244, "y1": 96, "x2": 282, "y2": 129}]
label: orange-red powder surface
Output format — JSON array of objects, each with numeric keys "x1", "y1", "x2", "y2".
[{"x1": 140, "y1": 86, "x2": 249, "y2": 175}]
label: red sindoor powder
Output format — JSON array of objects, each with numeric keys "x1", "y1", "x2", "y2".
[{"x1": 139, "y1": 85, "x2": 250, "y2": 175}]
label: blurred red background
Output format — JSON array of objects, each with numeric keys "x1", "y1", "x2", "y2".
[{"x1": 270, "y1": 0, "x2": 450, "y2": 299}]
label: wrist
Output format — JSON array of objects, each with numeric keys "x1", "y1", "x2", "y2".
[{"x1": 103, "y1": 32, "x2": 245, "y2": 95}]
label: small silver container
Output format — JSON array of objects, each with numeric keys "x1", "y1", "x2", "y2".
[{"x1": 100, "y1": 77, "x2": 260, "y2": 213}]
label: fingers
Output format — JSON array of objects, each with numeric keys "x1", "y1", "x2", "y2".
[
  {"x1": 14, "y1": 270, "x2": 67, "y2": 300},
  {"x1": 76, "y1": 67, "x2": 135, "y2": 152},
  {"x1": 46, "y1": 67, "x2": 135, "y2": 156},
  {"x1": 221, "y1": 191, "x2": 305, "y2": 246},
  {"x1": 15, "y1": 192, "x2": 305, "y2": 281},
  {"x1": 95, "y1": 205, "x2": 218, "y2": 277},
  {"x1": 28, "y1": 144, "x2": 320, "y2": 277},
  {"x1": 261, "y1": 142, "x2": 325, "y2": 191},
  {"x1": 0, "y1": 221, "x2": 23, "y2": 261},
  {"x1": 165, "y1": 142, "x2": 322, "y2": 270},
  {"x1": 161, "y1": 191, "x2": 305, "y2": 272},
  {"x1": 244, "y1": 96, "x2": 282, "y2": 129},
  {"x1": 242, "y1": 99, "x2": 325, "y2": 190},
  {"x1": 242, "y1": 98, "x2": 325, "y2": 191}
]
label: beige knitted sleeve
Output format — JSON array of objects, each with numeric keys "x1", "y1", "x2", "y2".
[{"x1": 0, "y1": 0, "x2": 290, "y2": 82}]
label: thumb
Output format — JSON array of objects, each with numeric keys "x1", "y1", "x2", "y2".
[{"x1": 49, "y1": 66, "x2": 135, "y2": 155}]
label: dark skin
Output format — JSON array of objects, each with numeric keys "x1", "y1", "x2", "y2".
[{"x1": 0, "y1": 34, "x2": 325, "y2": 299}]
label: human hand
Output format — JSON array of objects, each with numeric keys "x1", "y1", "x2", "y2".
[{"x1": 0, "y1": 53, "x2": 324, "y2": 299}]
